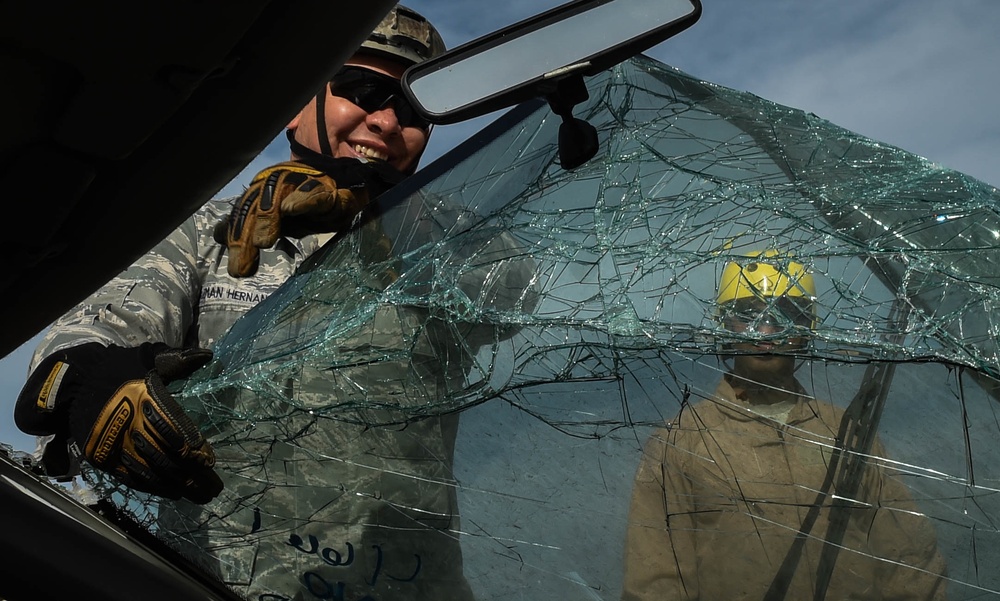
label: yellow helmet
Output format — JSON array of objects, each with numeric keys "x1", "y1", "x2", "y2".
[
  {"x1": 717, "y1": 250, "x2": 816, "y2": 305},
  {"x1": 716, "y1": 250, "x2": 817, "y2": 332}
]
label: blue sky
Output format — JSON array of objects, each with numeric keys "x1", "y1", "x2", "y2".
[{"x1": 2, "y1": 0, "x2": 998, "y2": 452}]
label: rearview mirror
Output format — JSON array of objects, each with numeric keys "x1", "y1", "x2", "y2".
[{"x1": 401, "y1": 0, "x2": 702, "y2": 125}]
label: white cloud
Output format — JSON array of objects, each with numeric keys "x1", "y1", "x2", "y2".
[
  {"x1": 755, "y1": 1, "x2": 998, "y2": 182},
  {"x1": 647, "y1": 0, "x2": 1000, "y2": 185}
]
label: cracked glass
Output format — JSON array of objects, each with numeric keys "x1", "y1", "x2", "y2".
[{"x1": 80, "y1": 55, "x2": 1000, "y2": 600}]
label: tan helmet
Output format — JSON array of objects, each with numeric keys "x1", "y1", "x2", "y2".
[{"x1": 359, "y1": 4, "x2": 447, "y2": 66}]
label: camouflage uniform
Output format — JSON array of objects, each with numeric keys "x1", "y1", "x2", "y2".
[
  {"x1": 30, "y1": 191, "x2": 536, "y2": 600},
  {"x1": 29, "y1": 196, "x2": 316, "y2": 359}
]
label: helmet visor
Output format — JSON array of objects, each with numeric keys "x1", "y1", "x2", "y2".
[{"x1": 720, "y1": 297, "x2": 814, "y2": 336}]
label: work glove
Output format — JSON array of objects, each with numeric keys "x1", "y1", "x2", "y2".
[
  {"x1": 221, "y1": 159, "x2": 397, "y2": 277},
  {"x1": 14, "y1": 342, "x2": 223, "y2": 504}
]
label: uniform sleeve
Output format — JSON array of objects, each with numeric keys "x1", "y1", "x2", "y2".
[
  {"x1": 24, "y1": 199, "x2": 229, "y2": 473},
  {"x1": 451, "y1": 226, "x2": 539, "y2": 353},
  {"x1": 28, "y1": 199, "x2": 229, "y2": 370},
  {"x1": 389, "y1": 191, "x2": 539, "y2": 362},
  {"x1": 864, "y1": 441, "x2": 950, "y2": 600},
  {"x1": 621, "y1": 428, "x2": 699, "y2": 601}
]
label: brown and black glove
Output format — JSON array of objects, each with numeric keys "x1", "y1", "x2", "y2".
[
  {"x1": 221, "y1": 160, "x2": 372, "y2": 277},
  {"x1": 14, "y1": 342, "x2": 223, "y2": 504}
]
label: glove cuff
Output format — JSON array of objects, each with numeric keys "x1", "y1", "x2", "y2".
[
  {"x1": 14, "y1": 351, "x2": 77, "y2": 436},
  {"x1": 14, "y1": 342, "x2": 161, "y2": 436}
]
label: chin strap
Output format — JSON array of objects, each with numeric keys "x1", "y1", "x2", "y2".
[
  {"x1": 285, "y1": 129, "x2": 406, "y2": 199},
  {"x1": 312, "y1": 89, "x2": 334, "y2": 157},
  {"x1": 287, "y1": 128, "x2": 340, "y2": 175}
]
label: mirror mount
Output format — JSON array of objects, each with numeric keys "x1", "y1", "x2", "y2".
[{"x1": 545, "y1": 74, "x2": 599, "y2": 170}]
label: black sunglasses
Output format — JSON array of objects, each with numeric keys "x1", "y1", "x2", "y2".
[{"x1": 328, "y1": 66, "x2": 430, "y2": 131}]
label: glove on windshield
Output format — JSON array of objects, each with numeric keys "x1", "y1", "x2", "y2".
[
  {"x1": 224, "y1": 160, "x2": 370, "y2": 277},
  {"x1": 14, "y1": 342, "x2": 223, "y2": 504}
]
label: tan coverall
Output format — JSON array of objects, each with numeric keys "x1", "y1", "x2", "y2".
[{"x1": 622, "y1": 374, "x2": 949, "y2": 601}]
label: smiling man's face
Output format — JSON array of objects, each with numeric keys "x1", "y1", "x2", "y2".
[{"x1": 287, "y1": 53, "x2": 430, "y2": 174}]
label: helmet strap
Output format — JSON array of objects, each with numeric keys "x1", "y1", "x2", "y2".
[
  {"x1": 285, "y1": 129, "x2": 350, "y2": 175},
  {"x1": 284, "y1": 129, "x2": 406, "y2": 197},
  {"x1": 312, "y1": 89, "x2": 334, "y2": 157}
]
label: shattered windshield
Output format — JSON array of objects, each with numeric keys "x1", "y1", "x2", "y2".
[{"x1": 84, "y1": 55, "x2": 1000, "y2": 600}]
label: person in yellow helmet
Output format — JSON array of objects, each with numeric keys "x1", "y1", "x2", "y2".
[
  {"x1": 620, "y1": 251, "x2": 949, "y2": 601},
  {"x1": 712, "y1": 251, "x2": 817, "y2": 411}
]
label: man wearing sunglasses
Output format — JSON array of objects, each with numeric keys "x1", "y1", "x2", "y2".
[
  {"x1": 16, "y1": 5, "x2": 490, "y2": 600},
  {"x1": 223, "y1": 6, "x2": 445, "y2": 278},
  {"x1": 621, "y1": 251, "x2": 948, "y2": 600}
]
